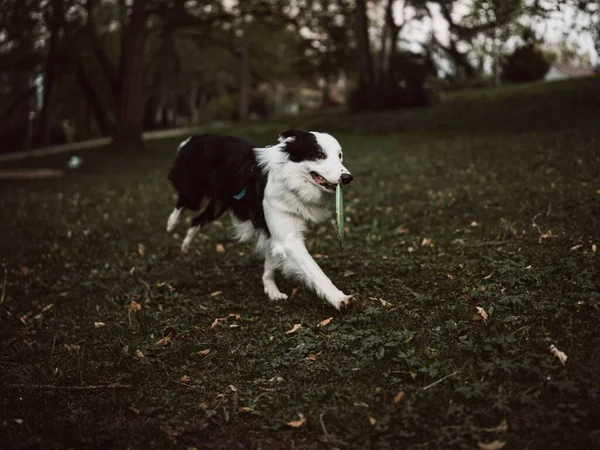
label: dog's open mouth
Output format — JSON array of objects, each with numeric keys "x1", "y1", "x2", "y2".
[{"x1": 310, "y1": 172, "x2": 336, "y2": 191}]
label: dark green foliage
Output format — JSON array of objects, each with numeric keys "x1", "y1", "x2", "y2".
[
  {"x1": 348, "y1": 51, "x2": 432, "y2": 111},
  {"x1": 501, "y1": 44, "x2": 551, "y2": 83},
  {"x1": 1, "y1": 78, "x2": 599, "y2": 448}
]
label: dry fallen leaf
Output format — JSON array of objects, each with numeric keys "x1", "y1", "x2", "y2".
[
  {"x1": 570, "y1": 244, "x2": 583, "y2": 251},
  {"x1": 135, "y1": 349, "x2": 144, "y2": 358},
  {"x1": 129, "y1": 301, "x2": 142, "y2": 312},
  {"x1": 286, "y1": 413, "x2": 306, "y2": 428},
  {"x1": 239, "y1": 407, "x2": 252, "y2": 412},
  {"x1": 484, "y1": 273, "x2": 493, "y2": 280},
  {"x1": 137, "y1": 243, "x2": 145, "y2": 256},
  {"x1": 285, "y1": 324, "x2": 302, "y2": 334},
  {"x1": 211, "y1": 317, "x2": 227, "y2": 329},
  {"x1": 470, "y1": 221, "x2": 479, "y2": 227},
  {"x1": 593, "y1": 244, "x2": 597, "y2": 253},
  {"x1": 476, "y1": 306, "x2": 488, "y2": 321},
  {"x1": 180, "y1": 375, "x2": 192, "y2": 383},
  {"x1": 393, "y1": 391, "x2": 405, "y2": 404},
  {"x1": 447, "y1": 273, "x2": 455, "y2": 280},
  {"x1": 155, "y1": 335, "x2": 172, "y2": 345},
  {"x1": 198, "y1": 349, "x2": 211, "y2": 356},
  {"x1": 539, "y1": 230, "x2": 552, "y2": 243},
  {"x1": 313, "y1": 253, "x2": 324, "y2": 259},
  {"x1": 215, "y1": 243, "x2": 225, "y2": 253},
  {"x1": 354, "y1": 402, "x2": 369, "y2": 408},
  {"x1": 317, "y1": 317, "x2": 333, "y2": 328},
  {"x1": 209, "y1": 314, "x2": 240, "y2": 329},
  {"x1": 368, "y1": 417, "x2": 377, "y2": 425},
  {"x1": 94, "y1": 321, "x2": 106, "y2": 328},
  {"x1": 478, "y1": 441, "x2": 506, "y2": 450},
  {"x1": 379, "y1": 298, "x2": 392, "y2": 307},
  {"x1": 482, "y1": 420, "x2": 508, "y2": 432},
  {"x1": 210, "y1": 290, "x2": 222, "y2": 297},
  {"x1": 549, "y1": 344, "x2": 567, "y2": 365},
  {"x1": 421, "y1": 237, "x2": 432, "y2": 246},
  {"x1": 306, "y1": 350, "x2": 324, "y2": 361}
]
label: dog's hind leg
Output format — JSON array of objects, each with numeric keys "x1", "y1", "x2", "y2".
[
  {"x1": 181, "y1": 226, "x2": 200, "y2": 254},
  {"x1": 167, "y1": 205, "x2": 183, "y2": 233},
  {"x1": 262, "y1": 251, "x2": 288, "y2": 301},
  {"x1": 181, "y1": 200, "x2": 226, "y2": 253},
  {"x1": 167, "y1": 197, "x2": 193, "y2": 232}
]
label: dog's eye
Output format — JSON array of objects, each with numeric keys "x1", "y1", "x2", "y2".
[
  {"x1": 317, "y1": 152, "x2": 327, "y2": 160},
  {"x1": 339, "y1": 153, "x2": 343, "y2": 160}
]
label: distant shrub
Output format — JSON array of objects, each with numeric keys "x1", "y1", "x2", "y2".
[
  {"x1": 199, "y1": 94, "x2": 237, "y2": 122},
  {"x1": 348, "y1": 51, "x2": 433, "y2": 111},
  {"x1": 501, "y1": 44, "x2": 550, "y2": 83}
]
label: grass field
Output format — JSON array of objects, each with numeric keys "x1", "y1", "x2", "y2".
[{"x1": 1, "y1": 78, "x2": 599, "y2": 449}]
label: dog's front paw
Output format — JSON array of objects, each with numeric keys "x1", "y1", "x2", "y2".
[
  {"x1": 181, "y1": 240, "x2": 191, "y2": 254},
  {"x1": 265, "y1": 286, "x2": 289, "y2": 301},
  {"x1": 331, "y1": 294, "x2": 354, "y2": 311}
]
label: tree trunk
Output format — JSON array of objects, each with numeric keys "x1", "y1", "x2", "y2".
[
  {"x1": 114, "y1": 0, "x2": 147, "y2": 147},
  {"x1": 355, "y1": 0, "x2": 375, "y2": 107},
  {"x1": 36, "y1": 0, "x2": 63, "y2": 147},
  {"x1": 75, "y1": 59, "x2": 115, "y2": 136},
  {"x1": 0, "y1": 87, "x2": 36, "y2": 135},
  {"x1": 189, "y1": 80, "x2": 200, "y2": 124},
  {"x1": 378, "y1": 7, "x2": 389, "y2": 87},
  {"x1": 491, "y1": 27, "x2": 500, "y2": 84},
  {"x1": 383, "y1": 0, "x2": 402, "y2": 90},
  {"x1": 320, "y1": 78, "x2": 330, "y2": 108},
  {"x1": 238, "y1": 21, "x2": 250, "y2": 121},
  {"x1": 87, "y1": 0, "x2": 119, "y2": 103}
]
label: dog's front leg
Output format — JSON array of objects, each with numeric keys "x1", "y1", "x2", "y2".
[
  {"x1": 262, "y1": 251, "x2": 288, "y2": 301},
  {"x1": 275, "y1": 238, "x2": 352, "y2": 310}
]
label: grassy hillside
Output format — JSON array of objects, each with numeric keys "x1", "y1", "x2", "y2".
[{"x1": 1, "y1": 78, "x2": 599, "y2": 449}]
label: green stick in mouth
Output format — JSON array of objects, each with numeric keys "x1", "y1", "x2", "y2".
[{"x1": 336, "y1": 184, "x2": 344, "y2": 247}]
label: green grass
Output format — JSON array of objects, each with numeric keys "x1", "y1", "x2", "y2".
[{"x1": 1, "y1": 78, "x2": 599, "y2": 449}]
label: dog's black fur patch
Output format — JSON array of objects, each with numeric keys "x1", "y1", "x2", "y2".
[
  {"x1": 168, "y1": 134, "x2": 269, "y2": 235},
  {"x1": 279, "y1": 129, "x2": 326, "y2": 163}
]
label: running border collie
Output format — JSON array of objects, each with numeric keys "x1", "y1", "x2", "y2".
[{"x1": 166, "y1": 129, "x2": 354, "y2": 310}]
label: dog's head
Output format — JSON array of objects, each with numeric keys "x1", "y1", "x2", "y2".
[{"x1": 277, "y1": 129, "x2": 352, "y2": 193}]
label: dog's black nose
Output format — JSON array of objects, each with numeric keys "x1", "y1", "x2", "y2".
[{"x1": 340, "y1": 173, "x2": 353, "y2": 185}]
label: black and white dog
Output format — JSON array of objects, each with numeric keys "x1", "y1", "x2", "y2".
[{"x1": 166, "y1": 129, "x2": 354, "y2": 310}]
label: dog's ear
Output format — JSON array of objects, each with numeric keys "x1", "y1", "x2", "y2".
[
  {"x1": 278, "y1": 129, "x2": 306, "y2": 144},
  {"x1": 277, "y1": 129, "x2": 322, "y2": 162}
]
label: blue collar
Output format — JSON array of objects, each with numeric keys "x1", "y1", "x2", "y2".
[{"x1": 233, "y1": 188, "x2": 247, "y2": 200}]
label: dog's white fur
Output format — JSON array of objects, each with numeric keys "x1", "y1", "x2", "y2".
[{"x1": 233, "y1": 132, "x2": 353, "y2": 310}]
